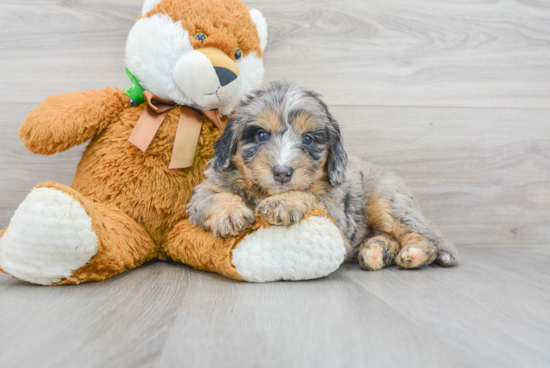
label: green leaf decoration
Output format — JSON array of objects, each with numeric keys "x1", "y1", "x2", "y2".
[{"x1": 124, "y1": 68, "x2": 146, "y2": 105}]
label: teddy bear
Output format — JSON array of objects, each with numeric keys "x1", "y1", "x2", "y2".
[{"x1": 0, "y1": 0, "x2": 347, "y2": 285}]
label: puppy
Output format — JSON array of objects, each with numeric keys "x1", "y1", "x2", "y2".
[{"x1": 187, "y1": 81, "x2": 459, "y2": 270}]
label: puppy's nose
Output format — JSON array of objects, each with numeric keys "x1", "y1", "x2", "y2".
[
  {"x1": 272, "y1": 166, "x2": 294, "y2": 183},
  {"x1": 214, "y1": 67, "x2": 238, "y2": 86}
]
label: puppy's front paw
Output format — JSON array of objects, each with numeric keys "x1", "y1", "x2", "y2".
[
  {"x1": 204, "y1": 206, "x2": 255, "y2": 238},
  {"x1": 256, "y1": 197, "x2": 304, "y2": 226}
]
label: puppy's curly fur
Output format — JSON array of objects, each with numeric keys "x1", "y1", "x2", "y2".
[{"x1": 187, "y1": 81, "x2": 459, "y2": 270}]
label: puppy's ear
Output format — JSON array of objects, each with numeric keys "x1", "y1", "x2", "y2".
[
  {"x1": 327, "y1": 116, "x2": 348, "y2": 187},
  {"x1": 308, "y1": 90, "x2": 348, "y2": 187},
  {"x1": 212, "y1": 120, "x2": 236, "y2": 172}
]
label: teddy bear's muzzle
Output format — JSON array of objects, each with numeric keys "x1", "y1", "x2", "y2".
[{"x1": 172, "y1": 47, "x2": 242, "y2": 110}]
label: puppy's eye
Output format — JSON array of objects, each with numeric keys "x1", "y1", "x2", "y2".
[
  {"x1": 256, "y1": 130, "x2": 269, "y2": 142},
  {"x1": 195, "y1": 32, "x2": 207, "y2": 41},
  {"x1": 234, "y1": 48, "x2": 243, "y2": 60},
  {"x1": 302, "y1": 135, "x2": 313, "y2": 145}
]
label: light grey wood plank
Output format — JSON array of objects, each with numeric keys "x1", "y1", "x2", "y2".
[
  {"x1": 2, "y1": 103, "x2": 548, "y2": 247},
  {"x1": 1, "y1": 0, "x2": 550, "y2": 108},
  {"x1": 344, "y1": 246, "x2": 550, "y2": 368},
  {"x1": 1, "y1": 246, "x2": 549, "y2": 368},
  {"x1": 0, "y1": 262, "x2": 192, "y2": 368},
  {"x1": 0, "y1": 1, "x2": 137, "y2": 102},
  {"x1": 255, "y1": 0, "x2": 550, "y2": 108},
  {"x1": 155, "y1": 265, "x2": 477, "y2": 368}
]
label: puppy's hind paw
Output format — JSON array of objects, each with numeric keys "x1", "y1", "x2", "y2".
[
  {"x1": 358, "y1": 241, "x2": 385, "y2": 271},
  {"x1": 358, "y1": 236, "x2": 398, "y2": 271},
  {"x1": 396, "y1": 244, "x2": 437, "y2": 269}
]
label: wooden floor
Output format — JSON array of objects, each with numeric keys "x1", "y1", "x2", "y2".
[
  {"x1": 1, "y1": 0, "x2": 550, "y2": 367},
  {"x1": 1, "y1": 246, "x2": 549, "y2": 368}
]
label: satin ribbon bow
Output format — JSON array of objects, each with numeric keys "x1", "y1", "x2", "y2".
[{"x1": 128, "y1": 91, "x2": 222, "y2": 169}]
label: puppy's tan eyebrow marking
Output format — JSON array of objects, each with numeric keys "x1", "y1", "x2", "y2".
[
  {"x1": 255, "y1": 109, "x2": 282, "y2": 131},
  {"x1": 292, "y1": 112, "x2": 318, "y2": 134}
]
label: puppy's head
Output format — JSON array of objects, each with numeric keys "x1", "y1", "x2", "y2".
[{"x1": 212, "y1": 81, "x2": 348, "y2": 195}]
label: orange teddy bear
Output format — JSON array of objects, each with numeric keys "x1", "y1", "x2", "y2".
[{"x1": 0, "y1": 0, "x2": 347, "y2": 285}]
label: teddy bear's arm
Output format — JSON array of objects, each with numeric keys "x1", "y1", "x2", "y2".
[{"x1": 18, "y1": 87, "x2": 129, "y2": 155}]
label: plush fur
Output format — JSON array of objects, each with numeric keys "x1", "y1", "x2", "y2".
[
  {"x1": 166, "y1": 208, "x2": 346, "y2": 282},
  {"x1": 128, "y1": 0, "x2": 267, "y2": 115},
  {"x1": 188, "y1": 81, "x2": 460, "y2": 270},
  {"x1": 1, "y1": 0, "x2": 314, "y2": 285},
  {"x1": 0, "y1": 187, "x2": 98, "y2": 285}
]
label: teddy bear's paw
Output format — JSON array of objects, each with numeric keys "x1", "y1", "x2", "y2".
[
  {"x1": 205, "y1": 205, "x2": 255, "y2": 238},
  {"x1": 256, "y1": 197, "x2": 305, "y2": 226},
  {"x1": 0, "y1": 187, "x2": 98, "y2": 285},
  {"x1": 396, "y1": 243, "x2": 437, "y2": 270},
  {"x1": 231, "y1": 216, "x2": 346, "y2": 282}
]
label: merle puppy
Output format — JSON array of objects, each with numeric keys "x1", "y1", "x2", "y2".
[{"x1": 187, "y1": 81, "x2": 459, "y2": 270}]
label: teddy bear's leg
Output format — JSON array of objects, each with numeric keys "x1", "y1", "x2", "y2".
[
  {"x1": 0, "y1": 182, "x2": 155, "y2": 285},
  {"x1": 164, "y1": 209, "x2": 348, "y2": 282}
]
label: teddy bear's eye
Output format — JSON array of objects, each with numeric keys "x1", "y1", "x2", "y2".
[
  {"x1": 234, "y1": 48, "x2": 243, "y2": 61},
  {"x1": 194, "y1": 32, "x2": 207, "y2": 42}
]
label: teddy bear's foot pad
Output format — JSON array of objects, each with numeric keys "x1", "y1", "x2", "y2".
[
  {"x1": 231, "y1": 216, "x2": 346, "y2": 282},
  {"x1": 0, "y1": 187, "x2": 98, "y2": 285}
]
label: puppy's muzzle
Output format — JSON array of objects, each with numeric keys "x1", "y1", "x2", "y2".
[{"x1": 273, "y1": 166, "x2": 294, "y2": 183}]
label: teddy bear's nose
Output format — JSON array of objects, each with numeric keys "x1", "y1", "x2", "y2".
[{"x1": 214, "y1": 67, "x2": 238, "y2": 86}]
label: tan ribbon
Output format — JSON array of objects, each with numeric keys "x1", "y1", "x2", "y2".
[{"x1": 128, "y1": 91, "x2": 222, "y2": 169}]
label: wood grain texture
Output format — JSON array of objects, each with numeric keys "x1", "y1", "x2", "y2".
[
  {"x1": 254, "y1": 0, "x2": 550, "y2": 108},
  {"x1": 1, "y1": 246, "x2": 549, "y2": 368},
  {"x1": 0, "y1": 263, "x2": 191, "y2": 368},
  {"x1": 2, "y1": 0, "x2": 550, "y2": 107}
]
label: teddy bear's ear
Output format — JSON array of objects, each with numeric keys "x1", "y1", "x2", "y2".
[
  {"x1": 249, "y1": 9, "x2": 268, "y2": 52},
  {"x1": 141, "y1": 0, "x2": 162, "y2": 16}
]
